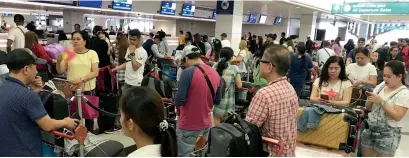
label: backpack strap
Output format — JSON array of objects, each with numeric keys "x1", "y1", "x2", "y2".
[{"x1": 193, "y1": 64, "x2": 215, "y2": 99}]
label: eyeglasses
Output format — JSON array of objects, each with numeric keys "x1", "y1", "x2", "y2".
[{"x1": 259, "y1": 60, "x2": 275, "y2": 67}]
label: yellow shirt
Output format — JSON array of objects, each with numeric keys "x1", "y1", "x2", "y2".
[
  {"x1": 178, "y1": 35, "x2": 185, "y2": 45},
  {"x1": 67, "y1": 50, "x2": 99, "y2": 91}
]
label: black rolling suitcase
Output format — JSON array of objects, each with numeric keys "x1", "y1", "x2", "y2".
[{"x1": 97, "y1": 93, "x2": 120, "y2": 133}]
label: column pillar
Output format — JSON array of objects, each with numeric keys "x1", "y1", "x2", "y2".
[
  {"x1": 215, "y1": 0, "x2": 243, "y2": 51},
  {"x1": 63, "y1": 10, "x2": 85, "y2": 33},
  {"x1": 299, "y1": 13, "x2": 317, "y2": 41}
]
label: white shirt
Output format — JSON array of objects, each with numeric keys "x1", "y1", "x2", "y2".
[
  {"x1": 3, "y1": 26, "x2": 28, "y2": 74},
  {"x1": 221, "y1": 39, "x2": 231, "y2": 48},
  {"x1": 7, "y1": 25, "x2": 28, "y2": 50},
  {"x1": 127, "y1": 144, "x2": 161, "y2": 157},
  {"x1": 313, "y1": 78, "x2": 353, "y2": 101},
  {"x1": 372, "y1": 82, "x2": 409, "y2": 127},
  {"x1": 317, "y1": 48, "x2": 336, "y2": 66},
  {"x1": 125, "y1": 47, "x2": 148, "y2": 86},
  {"x1": 235, "y1": 49, "x2": 248, "y2": 73},
  {"x1": 346, "y1": 63, "x2": 377, "y2": 82}
]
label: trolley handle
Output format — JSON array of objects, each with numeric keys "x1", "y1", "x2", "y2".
[
  {"x1": 262, "y1": 137, "x2": 284, "y2": 157},
  {"x1": 354, "y1": 109, "x2": 365, "y2": 118},
  {"x1": 162, "y1": 98, "x2": 175, "y2": 105},
  {"x1": 50, "y1": 130, "x2": 75, "y2": 140},
  {"x1": 238, "y1": 88, "x2": 249, "y2": 91}
]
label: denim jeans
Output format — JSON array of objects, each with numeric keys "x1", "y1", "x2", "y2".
[
  {"x1": 176, "y1": 127, "x2": 211, "y2": 157},
  {"x1": 297, "y1": 105, "x2": 342, "y2": 132}
]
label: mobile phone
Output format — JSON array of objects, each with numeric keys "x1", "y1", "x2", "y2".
[{"x1": 320, "y1": 94, "x2": 329, "y2": 100}]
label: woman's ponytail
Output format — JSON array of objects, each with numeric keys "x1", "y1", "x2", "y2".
[
  {"x1": 158, "y1": 127, "x2": 178, "y2": 157},
  {"x1": 216, "y1": 47, "x2": 234, "y2": 76},
  {"x1": 216, "y1": 58, "x2": 228, "y2": 76}
]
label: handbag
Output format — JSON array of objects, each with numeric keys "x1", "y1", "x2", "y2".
[{"x1": 69, "y1": 82, "x2": 100, "y2": 119}]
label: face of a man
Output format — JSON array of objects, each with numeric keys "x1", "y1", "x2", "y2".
[
  {"x1": 358, "y1": 40, "x2": 365, "y2": 48},
  {"x1": 259, "y1": 57, "x2": 273, "y2": 79}
]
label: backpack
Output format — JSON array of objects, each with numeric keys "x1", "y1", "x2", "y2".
[
  {"x1": 97, "y1": 65, "x2": 118, "y2": 93},
  {"x1": 206, "y1": 113, "x2": 264, "y2": 157},
  {"x1": 141, "y1": 75, "x2": 166, "y2": 97},
  {"x1": 44, "y1": 43, "x2": 65, "y2": 59}
]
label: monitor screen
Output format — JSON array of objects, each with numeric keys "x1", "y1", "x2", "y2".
[
  {"x1": 181, "y1": 4, "x2": 195, "y2": 17},
  {"x1": 3, "y1": 13, "x2": 12, "y2": 17},
  {"x1": 161, "y1": 1, "x2": 177, "y2": 15},
  {"x1": 248, "y1": 14, "x2": 257, "y2": 23},
  {"x1": 213, "y1": 9, "x2": 216, "y2": 19},
  {"x1": 259, "y1": 15, "x2": 267, "y2": 24},
  {"x1": 274, "y1": 17, "x2": 281, "y2": 25},
  {"x1": 242, "y1": 14, "x2": 249, "y2": 22},
  {"x1": 112, "y1": 0, "x2": 132, "y2": 11},
  {"x1": 78, "y1": 0, "x2": 102, "y2": 8}
]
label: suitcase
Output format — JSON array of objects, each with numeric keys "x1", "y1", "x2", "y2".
[
  {"x1": 97, "y1": 93, "x2": 120, "y2": 133},
  {"x1": 296, "y1": 107, "x2": 362, "y2": 153}
]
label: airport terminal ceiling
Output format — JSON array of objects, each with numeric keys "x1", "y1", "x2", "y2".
[{"x1": 0, "y1": 0, "x2": 355, "y2": 23}]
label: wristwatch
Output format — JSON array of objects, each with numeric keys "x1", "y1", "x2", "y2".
[{"x1": 130, "y1": 52, "x2": 136, "y2": 56}]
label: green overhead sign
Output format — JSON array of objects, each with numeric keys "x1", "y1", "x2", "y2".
[{"x1": 331, "y1": 2, "x2": 409, "y2": 14}]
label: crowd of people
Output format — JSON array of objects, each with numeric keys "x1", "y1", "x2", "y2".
[{"x1": 0, "y1": 13, "x2": 408, "y2": 157}]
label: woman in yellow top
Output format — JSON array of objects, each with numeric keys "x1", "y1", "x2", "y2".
[{"x1": 56, "y1": 31, "x2": 99, "y2": 131}]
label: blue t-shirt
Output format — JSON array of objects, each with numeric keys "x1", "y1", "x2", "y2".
[
  {"x1": 0, "y1": 77, "x2": 47, "y2": 156},
  {"x1": 288, "y1": 53, "x2": 314, "y2": 87}
]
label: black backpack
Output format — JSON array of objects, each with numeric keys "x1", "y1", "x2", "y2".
[{"x1": 206, "y1": 113, "x2": 264, "y2": 157}]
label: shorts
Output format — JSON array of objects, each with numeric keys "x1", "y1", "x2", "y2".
[{"x1": 361, "y1": 128, "x2": 401, "y2": 156}]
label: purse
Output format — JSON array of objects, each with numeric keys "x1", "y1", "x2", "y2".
[{"x1": 69, "y1": 82, "x2": 100, "y2": 119}]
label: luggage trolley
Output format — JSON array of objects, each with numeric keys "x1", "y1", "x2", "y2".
[{"x1": 42, "y1": 79, "x2": 125, "y2": 157}]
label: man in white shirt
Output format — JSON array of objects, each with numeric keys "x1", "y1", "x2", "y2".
[
  {"x1": 317, "y1": 41, "x2": 336, "y2": 67},
  {"x1": 112, "y1": 29, "x2": 148, "y2": 94},
  {"x1": 2, "y1": 14, "x2": 28, "y2": 85},
  {"x1": 220, "y1": 33, "x2": 231, "y2": 48},
  {"x1": 7, "y1": 14, "x2": 27, "y2": 53}
]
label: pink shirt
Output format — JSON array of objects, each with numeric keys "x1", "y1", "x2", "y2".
[{"x1": 332, "y1": 44, "x2": 342, "y2": 56}]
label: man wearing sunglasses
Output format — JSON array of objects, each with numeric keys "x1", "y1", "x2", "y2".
[
  {"x1": 347, "y1": 37, "x2": 369, "y2": 66},
  {"x1": 246, "y1": 45, "x2": 298, "y2": 156}
]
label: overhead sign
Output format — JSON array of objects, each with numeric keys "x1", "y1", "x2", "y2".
[
  {"x1": 331, "y1": 2, "x2": 409, "y2": 14},
  {"x1": 375, "y1": 24, "x2": 409, "y2": 31},
  {"x1": 216, "y1": 0, "x2": 234, "y2": 15}
]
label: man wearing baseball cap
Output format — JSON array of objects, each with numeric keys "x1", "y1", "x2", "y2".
[
  {"x1": 0, "y1": 49, "x2": 78, "y2": 156},
  {"x1": 220, "y1": 33, "x2": 231, "y2": 48},
  {"x1": 174, "y1": 47, "x2": 221, "y2": 156},
  {"x1": 347, "y1": 37, "x2": 369, "y2": 65}
]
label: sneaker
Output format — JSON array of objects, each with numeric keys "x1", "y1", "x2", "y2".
[
  {"x1": 115, "y1": 126, "x2": 122, "y2": 132},
  {"x1": 104, "y1": 128, "x2": 118, "y2": 134}
]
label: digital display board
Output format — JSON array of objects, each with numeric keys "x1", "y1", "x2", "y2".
[
  {"x1": 213, "y1": 9, "x2": 216, "y2": 19},
  {"x1": 273, "y1": 17, "x2": 281, "y2": 25},
  {"x1": 181, "y1": 4, "x2": 195, "y2": 17},
  {"x1": 112, "y1": 0, "x2": 132, "y2": 11},
  {"x1": 248, "y1": 14, "x2": 257, "y2": 23},
  {"x1": 259, "y1": 15, "x2": 267, "y2": 24},
  {"x1": 160, "y1": 1, "x2": 177, "y2": 15},
  {"x1": 78, "y1": 0, "x2": 102, "y2": 8}
]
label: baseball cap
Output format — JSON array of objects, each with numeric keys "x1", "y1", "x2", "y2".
[
  {"x1": 220, "y1": 33, "x2": 227, "y2": 37},
  {"x1": 358, "y1": 38, "x2": 366, "y2": 42},
  {"x1": 14, "y1": 14, "x2": 24, "y2": 23},
  {"x1": 1, "y1": 48, "x2": 47, "y2": 71}
]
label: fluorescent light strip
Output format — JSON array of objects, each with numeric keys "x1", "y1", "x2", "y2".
[
  {"x1": 1, "y1": 0, "x2": 216, "y2": 22},
  {"x1": 83, "y1": 14, "x2": 168, "y2": 22}
]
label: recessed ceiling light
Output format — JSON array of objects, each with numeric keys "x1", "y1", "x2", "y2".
[{"x1": 296, "y1": 7, "x2": 300, "y2": 8}]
